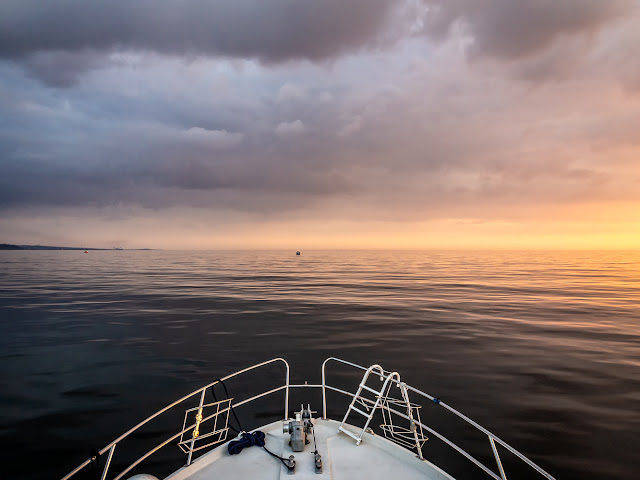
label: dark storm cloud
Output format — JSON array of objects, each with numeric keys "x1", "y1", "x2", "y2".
[
  {"x1": 0, "y1": 65, "x2": 621, "y2": 218},
  {"x1": 420, "y1": 0, "x2": 631, "y2": 59},
  {"x1": 20, "y1": 50, "x2": 107, "y2": 87},
  {"x1": 0, "y1": 0, "x2": 397, "y2": 62},
  {"x1": 0, "y1": 89, "x2": 356, "y2": 213},
  {"x1": 3, "y1": 0, "x2": 632, "y2": 89}
]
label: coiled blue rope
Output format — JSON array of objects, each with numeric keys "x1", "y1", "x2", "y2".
[
  {"x1": 228, "y1": 431, "x2": 295, "y2": 471},
  {"x1": 228, "y1": 431, "x2": 266, "y2": 455}
]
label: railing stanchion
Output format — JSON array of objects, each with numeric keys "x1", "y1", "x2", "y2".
[
  {"x1": 100, "y1": 444, "x2": 116, "y2": 480},
  {"x1": 284, "y1": 361, "x2": 290, "y2": 419},
  {"x1": 490, "y1": 436, "x2": 507, "y2": 480},
  {"x1": 187, "y1": 388, "x2": 207, "y2": 466},
  {"x1": 321, "y1": 358, "x2": 328, "y2": 419}
]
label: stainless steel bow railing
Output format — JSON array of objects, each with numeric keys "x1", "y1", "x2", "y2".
[
  {"x1": 61, "y1": 358, "x2": 290, "y2": 480},
  {"x1": 61, "y1": 357, "x2": 555, "y2": 480},
  {"x1": 319, "y1": 357, "x2": 555, "y2": 480}
]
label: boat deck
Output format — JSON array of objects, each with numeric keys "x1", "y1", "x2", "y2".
[
  {"x1": 61, "y1": 358, "x2": 555, "y2": 480},
  {"x1": 165, "y1": 419, "x2": 455, "y2": 480}
]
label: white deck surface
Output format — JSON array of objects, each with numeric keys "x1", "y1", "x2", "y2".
[{"x1": 164, "y1": 419, "x2": 455, "y2": 480}]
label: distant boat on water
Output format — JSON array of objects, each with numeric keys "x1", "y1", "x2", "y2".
[{"x1": 296, "y1": 251, "x2": 301, "y2": 255}]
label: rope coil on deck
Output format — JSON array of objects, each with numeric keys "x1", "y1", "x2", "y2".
[
  {"x1": 228, "y1": 431, "x2": 265, "y2": 454},
  {"x1": 228, "y1": 431, "x2": 296, "y2": 471}
]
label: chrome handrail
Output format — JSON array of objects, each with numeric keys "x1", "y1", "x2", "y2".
[
  {"x1": 321, "y1": 357, "x2": 555, "y2": 480},
  {"x1": 61, "y1": 357, "x2": 289, "y2": 480},
  {"x1": 62, "y1": 357, "x2": 554, "y2": 480}
]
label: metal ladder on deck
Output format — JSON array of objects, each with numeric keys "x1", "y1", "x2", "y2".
[{"x1": 338, "y1": 364, "x2": 401, "y2": 445}]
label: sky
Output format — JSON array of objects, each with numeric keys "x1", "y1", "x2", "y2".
[{"x1": 1, "y1": 0, "x2": 639, "y2": 250}]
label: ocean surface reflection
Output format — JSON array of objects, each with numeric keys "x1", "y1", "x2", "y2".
[{"x1": 0, "y1": 250, "x2": 639, "y2": 479}]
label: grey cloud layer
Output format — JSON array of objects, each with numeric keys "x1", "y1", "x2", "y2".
[
  {"x1": 419, "y1": 0, "x2": 631, "y2": 59},
  {"x1": 0, "y1": 0, "x2": 396, "y2": 61},
  {"x1": 3, "y1": 0, "x2": 628, "y2": 58},
  {"x1": 3, "y1": 50, "x2": 636, "y2": 219},
  {"x1": 2, "y1": 0, "x2": 633, "y2": 86}
]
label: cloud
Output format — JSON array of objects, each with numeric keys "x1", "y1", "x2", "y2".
[
  {"x1": 276, "y1": 83, "x2": 307, "y2": 104},
  {"x1": 0, "y1": 1, "x2": 399, "y2": 68},
  {"x1": 275, "y1": 120, "x2": 305, "y2": 137},
  {"x1": 409, "y1": 0, "x2": 639, "y2": 89},
  {"x1": 418, "y1": 0, "x2": 631, "y2": 60},
  {"x1": 338, "y1": 115, "x2": 363, "y2": 137},
  {"x1": 510, "y1": 35, "x2": 595, "y2": 83},
  {"x1": 4, "y1": 0, "x2": 634, "y2": 89},
  {"x1": 591, "y1": 11, "x2": 640, "y2": 93},
  {"x1": 19, "y1": 50, "x2": 109, "y2": 87},
  {"x1": 180, "y1": 127, "x2": 244, "y2": 149}
]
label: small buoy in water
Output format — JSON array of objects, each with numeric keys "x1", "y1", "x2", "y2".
[
  {"x1": 296, "y1": 251, "x2": 300, "y2": 255},
  {"x1": 84, "y1": 251, "x2": 88, "y2": 253}
]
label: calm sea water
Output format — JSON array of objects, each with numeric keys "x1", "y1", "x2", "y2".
[{"x1": 0, "y1": 250, "x2": 638, "y2": 479}]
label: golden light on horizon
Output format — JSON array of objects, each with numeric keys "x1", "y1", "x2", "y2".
[{"x1": 2, "y1": 201, "x2": 639, "y2": 251}]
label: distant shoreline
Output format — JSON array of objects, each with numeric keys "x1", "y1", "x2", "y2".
[{"x1": 0, "y1": 244, "x2": 151, "y2": 251}]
